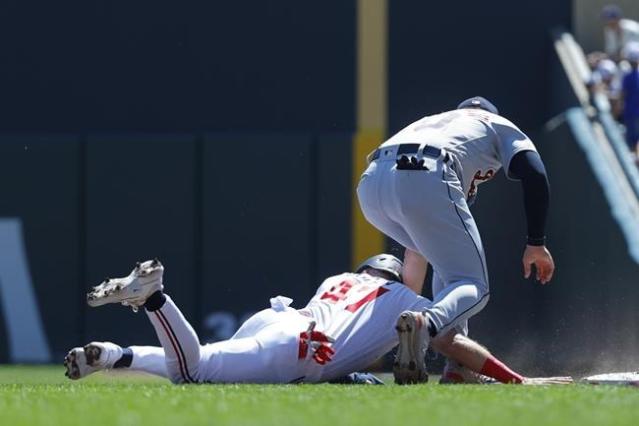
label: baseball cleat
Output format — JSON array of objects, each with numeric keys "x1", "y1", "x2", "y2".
[
  {"x1": 440, "y1": 359, "x2": 498, "y2": 384},
  {"x1": 86, "y1": 259, "x2": 164, "y2": 311},
  {"x1": 393, "y1": 311, "x2": 430, "y2": 384},
  {"x1": 64, "y1": 342, "x2": 123, "y2": 380}
]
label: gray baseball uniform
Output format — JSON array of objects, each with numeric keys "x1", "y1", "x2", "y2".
[{"x1": 357, "y1": 108, "x2": 537, "y2": 335}]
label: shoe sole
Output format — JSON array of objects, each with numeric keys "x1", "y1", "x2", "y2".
[
  {"x1": 393, "y1": 312, "x2": 429, "y2": 385},
  {"x1": 86, "y1": 259, "x2": 163, "y2": 308},
  {"x1": 64, "y1": 349, "x2": 81, "y2": 380},
  {"x1": 86, "y1": 279, "x2": 127, "y2": 307},
  {"x1": 84, "y1": 344, "x2": 102, "y2": 366}
]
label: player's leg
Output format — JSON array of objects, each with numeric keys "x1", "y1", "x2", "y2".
[
  {"x1": 64, "y1": 343, "x2": 170, "y2": 380},
  {"x1": 69, "y1": 310, "x2": 317, "y2": 384},
  {"x1": 360, "y1": 152, "x2": 490, "y2": 338},
  {"x1": 126, "y1": 346, "x2": 170, "y2": 377},
  {"x1": 84, "y1": 260, "x2": 202, "y2": 383},
  {"x1": 230, "y1": 306, "x2": 288, "y2": 340},
  {"x1": 432, "y1": 332, "x2": 573, "y2": 385},
  {"x1": 393, "y1": 161, "x2": 490, "y2": 337},
  {"x1": 426, "y1": 282, "x2": 488, "y2": 337},
  {"x1": 143, "y1": 292, "x2": 201, "y2": 383},
  {"x1": 357, "y1": 158, "x2": 420, "y2": 253},
  {"x1": 431, "y1": 272, "x2": 468, "y2": 336},
  {"x1": 402, "y1": 284, "x2": 566, "y2": 385},
  {"x1": 381, "y1": 161, "x2": 489, "y2": 384},
  {"x1": 196, "y1": 311, "x2": 318, "y2": 383},
  {"x1": 360, "y1": 156, "x2": 489, "y2": 337},
  {"x1": 432, "y1": 271, "x2": 474, "y2": 383},
  {"x1": 431, "y1": 331, "x2": 524, "y2": 384}
]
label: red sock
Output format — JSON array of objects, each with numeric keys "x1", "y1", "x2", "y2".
[{"x1": 480, "y1": 355, "x2": 524, "y2": 384}]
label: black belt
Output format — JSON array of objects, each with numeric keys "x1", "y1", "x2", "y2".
[{"x1": 371, "y1": 144, "x2": 449, "y2": 162}]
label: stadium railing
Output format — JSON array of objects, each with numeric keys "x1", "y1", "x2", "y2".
[{"x1": 553, "y1": 29, "x2": 639, "y2": 263}]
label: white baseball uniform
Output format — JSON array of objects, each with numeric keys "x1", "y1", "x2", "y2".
[{"x1": 125, "y1": 273, "x2": 431, "y2": 383}]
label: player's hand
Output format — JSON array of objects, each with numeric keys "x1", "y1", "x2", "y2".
[
  {"x1": 522, "y1": 245, "x2": 555, "y2": 284},
  {"x1": 312, "y1": 343, "x2": 335, "y2": 365},
  {"x1": 522, "y1": 376, "x2": 574, "y2": 385}
]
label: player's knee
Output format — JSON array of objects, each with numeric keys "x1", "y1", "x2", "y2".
[
  {"x1": 475, "y1": 278, "x2": 489, "y2": 295},
  {"x1": 477, "y1": 290, "x2": 490, "y2": 309},
  {"x1": 169, "y1": 371, "x2": 199, "y2": 385},
  {"x1": 169, "y1": 374, "x2": 188, "y2": 385},
  {"x1": 468, "y1": 281, "x2": 490, "y2": 308},
  {"x1": 166, "y1": 361, "x2": 199, "y2": 384}
]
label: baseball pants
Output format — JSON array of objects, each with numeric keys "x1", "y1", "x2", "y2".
[
  {"x1": 129, "y1": 295, "x2": 318, "y2": 383},
  {"x1": 357, "y1": 146, "x2": 490, "y2": 336}
]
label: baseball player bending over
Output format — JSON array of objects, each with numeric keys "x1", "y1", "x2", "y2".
[
  {"x1": 358, "y1": 96, "x2": 556, "y2": 384},
  {"x1": 64, "y1": 254, "x2": 569, "y2": 385}
]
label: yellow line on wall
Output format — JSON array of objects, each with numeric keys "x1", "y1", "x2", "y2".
[
  {"x1": 352, "y1": 0, "x2": 387, "y2": 268},
  {"x1": 357, "y1": 0, "x2": 387, "y2": 130},
  {"x1": 352, "y1": 131, "x2": 385, "y2": 268}
]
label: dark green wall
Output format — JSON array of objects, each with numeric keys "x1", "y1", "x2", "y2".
[
  {"x1": 0, "y1": 1, "x2": 355, "y2": 132},
  {"x1": 0, "y1": 133, "x2": 353, "y2": 359},
  {"x1": 389, "y1": 1, "x2": 572, "y2": 133}
]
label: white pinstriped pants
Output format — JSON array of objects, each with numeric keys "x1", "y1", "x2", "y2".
[{"x1": 133, "y1": 295, "x2": 316, "y2": 384}]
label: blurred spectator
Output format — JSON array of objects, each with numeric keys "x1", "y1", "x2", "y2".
[
  {"x1": 621, "y1": 42, "x2": 639, "y2": 157},
  {"x1": 601, "y1": 5, "x2": 639, "y2": 61},
  {"x1": 590, "y1": 58, "x2": 623, "y2": 117}
]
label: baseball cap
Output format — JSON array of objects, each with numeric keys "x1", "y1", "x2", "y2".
[
  {"x1": 597, "y1": 59, "x2": 618, "y2": 79},
  {"x1": 623, "y1": 41, "x2": 639, "y2": 62},
  {"x1": 601, "y1": 5, "x2": 623, "y2": 21},
  {"x1": 456, "y1": 96, "x2": 499, "y2": 115}
]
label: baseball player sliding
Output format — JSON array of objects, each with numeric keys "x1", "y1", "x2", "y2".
[
  {"x1": 64, "y1": 254, "x2": 570, "y2": 385},
  {"x1": 358, "y1": 96, "x2": 556, "y2": 384}
]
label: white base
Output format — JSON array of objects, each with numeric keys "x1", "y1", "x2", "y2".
[{"x1": 581, "y1": 372, "x2": 639, "y2": 386}]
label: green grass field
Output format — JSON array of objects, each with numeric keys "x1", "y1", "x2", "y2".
[{"x1": 1, "y1": 366, "x2": 638, "y2": 426}]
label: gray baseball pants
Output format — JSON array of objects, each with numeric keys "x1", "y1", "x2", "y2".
[{"x1": 356, "y1": 145, "x2": 490, "y2": 336}]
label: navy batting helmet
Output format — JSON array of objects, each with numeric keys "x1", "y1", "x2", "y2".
[
  {"x1": 355, "y1": 254, "x2": 403, "y2": 282},
  {"x1": 457, "y1": 96, "x2": 499, "y2": 115}
]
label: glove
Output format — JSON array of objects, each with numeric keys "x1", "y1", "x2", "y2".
[
  {"x1": 298, "y1": 321, "x2": 335, "y2": 365},
  {"x1": 329, "y1": 372, "x2": 385, "y2": 385}
]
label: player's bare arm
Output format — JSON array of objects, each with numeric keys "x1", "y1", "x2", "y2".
[{"x1": 401, "y1": 248, "x2": 428, "y2": 294}]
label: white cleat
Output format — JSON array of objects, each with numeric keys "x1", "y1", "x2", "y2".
[
  {"x1": 440, "y1": 359, "x2": 498, "y2": 384},
  {"x1": 64, "y1": 341, "x2": 123, "y2": 380},
  {"x1": 393, "y1": 311, "x2": 430, "y2": 385},
  {"x1": 86, "y1": 259, "x2": 164, "y2": 312}
]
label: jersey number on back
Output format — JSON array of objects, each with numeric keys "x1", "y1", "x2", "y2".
[{"x1": 320, "y1": 280, "x2": 389, "y2": 313}]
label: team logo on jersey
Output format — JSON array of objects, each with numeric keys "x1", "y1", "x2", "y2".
[
  {"x1": 462, "y1": 109, "x2": 492, "y2": 123},
  {"x1": 468, "y1": 169, "x2": 495, "y2": 199}
]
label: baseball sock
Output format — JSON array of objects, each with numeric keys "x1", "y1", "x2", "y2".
[
  {"x1": 479, "y1": 355, "x2": 524, "y2": 384},
  {"x1": 144, "y1": 291, "x2": 167, "y2": 312},
  {"x1": 113, "y1": 348, "x2": 134, "y2": 368},
  {"x1": 427, "y1": 318, "x2": 437, "y2": 338}
]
